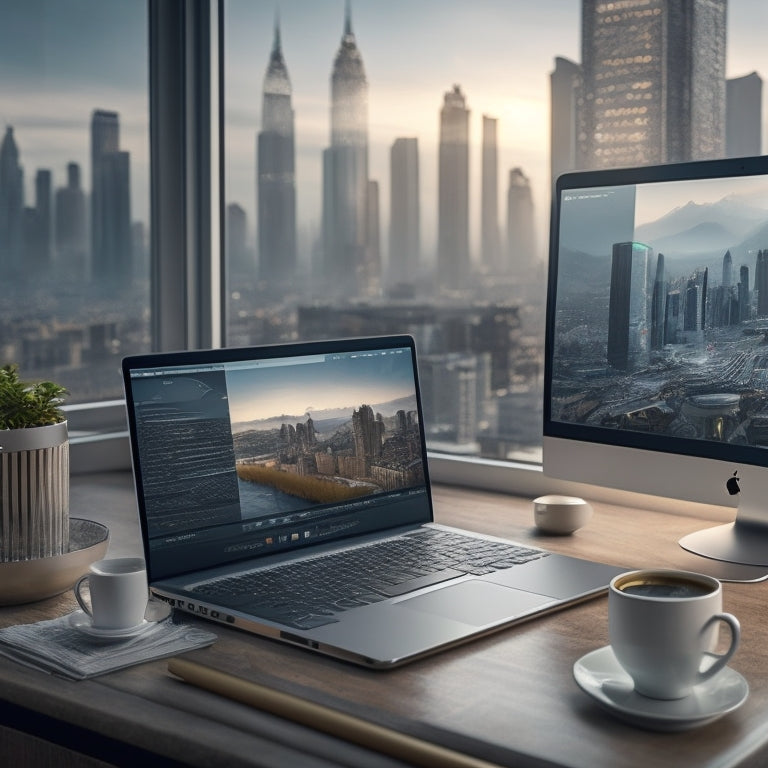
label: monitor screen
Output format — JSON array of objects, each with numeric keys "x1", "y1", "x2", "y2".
[
  {"x1": 544, "y1": 155, "x2": 768, "y2": 568},
  {"x1": 122, "y1": 336, "x2": 431, "y2": 580}
]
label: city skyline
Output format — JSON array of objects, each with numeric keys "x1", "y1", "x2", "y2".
[
  {"x1": 3, "y1": 1, "x2": 768, "y2": 266},
  {"x1": 4, "y1": 0, "x2": 768, "y2": 458},
  {"x1": 228, "y1": 0, "x2": 768, "y2": 264}
]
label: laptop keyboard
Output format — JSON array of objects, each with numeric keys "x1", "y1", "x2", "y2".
[{"x1": 193, "y1": 528, "x2": 549, "y2": 630}]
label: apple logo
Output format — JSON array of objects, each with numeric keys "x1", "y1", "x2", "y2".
[{"x1": 726, "y1": 470, "x2": 740, "y2": 496}]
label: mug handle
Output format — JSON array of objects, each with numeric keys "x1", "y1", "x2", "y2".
[
  {"x1": 73, "y1": 574, "x2": 93, "y2": 617},
  {"x1": 697, "y1": 612, "x2": 741, "y2": 684}
]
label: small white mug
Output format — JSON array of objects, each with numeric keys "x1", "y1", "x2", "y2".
[
  {"x1": 533, "y1": 495, "x2": 592, "y2": 534},
  {"x1": 609, "y1": 569, "x2": 740, "y2": 699},
  {"x1": 74, "y1": 557, "x2": 149, "y2": 630}
]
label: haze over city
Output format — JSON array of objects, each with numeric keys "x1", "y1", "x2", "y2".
[{"x1": 3, "y1": 0, "x2": 768, "y2": 264}]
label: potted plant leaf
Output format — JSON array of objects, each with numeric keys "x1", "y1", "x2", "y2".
[{"x1": 0, "y1": 364, "x2": 70, "y2": 561}]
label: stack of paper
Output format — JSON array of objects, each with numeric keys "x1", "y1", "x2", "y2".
[{"x1": 0, "y1": 613, "x2": 217, "y2": 679}]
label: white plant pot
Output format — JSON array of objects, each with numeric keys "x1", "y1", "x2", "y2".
[{"x1": 0, "y1": 421, "x2": 69, "y2": 561}]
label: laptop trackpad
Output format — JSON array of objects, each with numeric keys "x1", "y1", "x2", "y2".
[{"x1": 396, "y1": 580, "x2": 555, "y2": 627}]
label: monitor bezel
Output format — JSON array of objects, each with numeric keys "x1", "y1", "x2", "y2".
[{"x1": 544, "y1": 154, "x2": 768, "y2": 472}]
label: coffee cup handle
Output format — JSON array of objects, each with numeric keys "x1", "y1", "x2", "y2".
[
  {"x1": 698, "y1": 612, "x2": 741, "y2": 684},
  {"x1": 73, "y1": 574, "x2": 93, "y2": 617}
]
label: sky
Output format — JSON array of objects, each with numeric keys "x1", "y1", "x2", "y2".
[
  {"x1": 225, "y1": 351, "x2": 415, "y2": 423},
  {"x1": 634, "y1": 175, "x2": 768, "y2": 227},
  {"x1": 3, "y1": 0, "x2": 768, "y2": 265}
]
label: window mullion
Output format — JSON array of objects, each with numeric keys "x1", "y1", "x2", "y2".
[{"x1": 149, "y1": 0, "x2": 223, "y2": 353}]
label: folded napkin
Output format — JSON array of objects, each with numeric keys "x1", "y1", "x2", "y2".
[{"x1": 0, "y1": 611, "x2": 217, "y2": 680}]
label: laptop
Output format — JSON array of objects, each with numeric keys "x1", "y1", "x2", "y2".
[{"x1": 122, "y1": 335, "x2": 624, "y2": 668}]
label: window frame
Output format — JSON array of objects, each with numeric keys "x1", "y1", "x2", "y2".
[{"x1": 70, "y1": 0, "x2": 224, "y2": 473}]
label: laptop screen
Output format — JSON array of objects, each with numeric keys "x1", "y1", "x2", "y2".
[{"x1": 123, "y1": 336, "x2": 432, "y2": 580}]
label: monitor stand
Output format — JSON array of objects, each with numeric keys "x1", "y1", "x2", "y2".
[{"x1": 679, "y1": 478, "x2": 768, "y2": 581}]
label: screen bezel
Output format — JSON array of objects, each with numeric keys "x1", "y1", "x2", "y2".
[
  {"x1": 122, "y1": 334, "x2": 434, "y2": 580},
  {"x1": 544, "y1": 154, "x2": 768, "y2": 472}
]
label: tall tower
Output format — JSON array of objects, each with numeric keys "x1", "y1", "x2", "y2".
[
  {"x1": 0, "y1": 126, "x2": 24, "y2": 277},
  {"x1": 607, "y1": 242, "x2": 653, "y2": 371},
  {"x1": 650, "y1": 252, "x2": 666, "y2": 350},
  {"x1": 506, "y1": 167, "x2": 536, "y2": 275},
  {"x1": 438, "y1": 84, "x2": 470, "y2": 291},
  {"x1": 550, "y1": 56, "x2": 582, "y2": 184},
  {"x1": 726, "y1": 72, "x2": 763, "y2": 158},
  {"x1": 739, "y1": 264, "x2": 751, "y2": 322},
  {"x1": 481, "y1": 115, "x2": 500, "y2": 271},
  {"x1": 684, "y1": 268, "x2": 709, "y2": 337},
  {"x1": 29, "y1": 169, "x2": 52, "y2": 272},
  {"x1": 55, "y1": 162, "x2": 87, "y2": 279},
  {"x1": 226, "y1": 202, "x2": 249, "y2": 275},
  {"x1": 757, "y1": 251, "x2": 768, "y2": 317},
  {"x1": 580, "y1": 0, "x2": 727, "y2": 168},
  {"x1": 389, "y1": 137, "x2": 420, "y2": 293},
  {"x1": 722, "y1": 249, "x2": 733, "y2": 288},
  {"x1": 90, "y1": 109, "x2": 132, "y2": 284},
  {"x1": 321, "y1": 4, "x2": 370, "y2": 296},
  {"x1": 257, "y1": 19, "x2": 296, "y2": 288}
]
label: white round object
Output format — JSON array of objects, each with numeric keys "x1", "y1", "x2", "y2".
[{"x1": 533, "y1": 494, "x2": 593, "y2": 534}]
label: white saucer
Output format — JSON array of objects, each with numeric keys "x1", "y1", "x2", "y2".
[
  {"x1": 68, "y1": 610, "x2": 155, "y2": 640},
  {"x1": 573, "y1": 645, "x2": 749, "y2": 731}
]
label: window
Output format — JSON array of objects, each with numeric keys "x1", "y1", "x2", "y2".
[
  {"x1": 223, "y1": 1, "x2": 766, "y2": 494},
  {"x1": 223, "y1": 1, "x2": 584, "y2": 474},
  {"x1": 0, "y1": 1, "x2": 150, "y2": 410},
  {"x1": 4, "y1": 1, "x2": 764, "y2": 499}
]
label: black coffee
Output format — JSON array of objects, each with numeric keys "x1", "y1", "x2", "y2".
[{"x1": 619, "y1": 580, "x2": 711, "y2": 598}]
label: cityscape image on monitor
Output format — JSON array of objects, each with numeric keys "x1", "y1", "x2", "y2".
[{"x1": 551, "y1": 175, "x2": 768, "y2": 451}]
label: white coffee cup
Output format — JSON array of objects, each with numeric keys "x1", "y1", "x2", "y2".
[
  {"x1": 74, "y1": 557, "x2": 149, "y2": 630},
  {"x1": 609, "y1": 569, "x2": 740, "y2": 700},
  {"x1": 533, "y1": 495, "x2": 593, "y2": 534}
]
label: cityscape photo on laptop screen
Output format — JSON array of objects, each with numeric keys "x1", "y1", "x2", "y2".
[{"x1": 125, "y1": 341, "x2": 432, "y2": 578}]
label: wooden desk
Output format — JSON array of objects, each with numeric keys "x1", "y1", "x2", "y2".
[{"x1": 2, "y1": 471, "x2": 768, "y2": 768}]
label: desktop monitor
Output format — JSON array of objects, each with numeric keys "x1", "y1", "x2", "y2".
[{"x1": 544, "y1": 155, "x2": 768, "y2": 568}]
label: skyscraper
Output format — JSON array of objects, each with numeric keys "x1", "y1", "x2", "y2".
[
  {"x1": 726, "y1": 72, "x2": 763, "y2": 158},
  {"x1": 28, "y1": 169, "x2": 52, "y2": 272},
  {"x1": 739, "y1": 264, "x2": 751, "y2": 322},
  {"x1": 607, "y1": 241, "x2": 652, "y2": 371},
  {"x1": 757, "y1": 250, "x2": 768, "y2": 317},
  {"x1": 650, "y1": 253, "x2": 665, "y2": 350},
  {"x1": 321, "y1": 5, "x2": 370, "y2": 296},
  {"x1": 438, "y1": 85, "x2": 470, "y2": 291},
  {"x1": 90, "y1": 109, "x2": 132, "y2": 284},
  {"x1": 257, "y1": 19, "x2": 296, "y2": 288},
  {"x1": 550, "y1": 56, "x2": 582, "y2": 183},
  {"x1": 481, "y1": 115, "x2": 500, "y2": 271},
  {"x1": 55, "y1": 162, "x2": 87, "y2": 278},
  {"x1": 579, "y1": 0, "x2": 727, "y2": 168},
  {"x1": 722, "y1": 249, "x2": 733, "y2": 288},
  {"x1": 0, "y1": 126, "x2": 24, "y2": 277},
  {"x1": 388, "y1": 137, "x2": 420, "y2": 293},
  {"x1": 227, "y1": 202, "x2": 249, "y2": 276},
  {"x1": 505, "y1": 167, "x2": 536, "y2": 275},
  {"x1": 684, "y1": 268, "x2": 709, "y2": 337},
  {"x1": 366, "y1": 178, "x2": 380, "y2": 292}
]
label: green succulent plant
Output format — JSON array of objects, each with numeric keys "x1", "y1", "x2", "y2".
[{"x1": 0, "y1": 364, "x2": 68, "y2": 430}]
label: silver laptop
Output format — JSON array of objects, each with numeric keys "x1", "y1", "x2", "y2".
[{"x1": 122, "y1": 335, "x2": 624, "y2": 668}]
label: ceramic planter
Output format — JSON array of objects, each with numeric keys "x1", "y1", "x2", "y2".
[{"x1": 0, "y1": 421, "x2": 69, "y2": 561}]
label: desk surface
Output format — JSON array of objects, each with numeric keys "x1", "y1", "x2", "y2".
[{"x1": 2, "y1": 472, "x2": 768, "y2": 768}]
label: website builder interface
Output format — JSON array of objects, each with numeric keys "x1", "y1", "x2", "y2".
[
  {"x1": 128, "y1": 345, "x2": 430, "y2": 578},
  {"x1": 552, "y1": 172, "x2": 768, "y2": 455}
]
